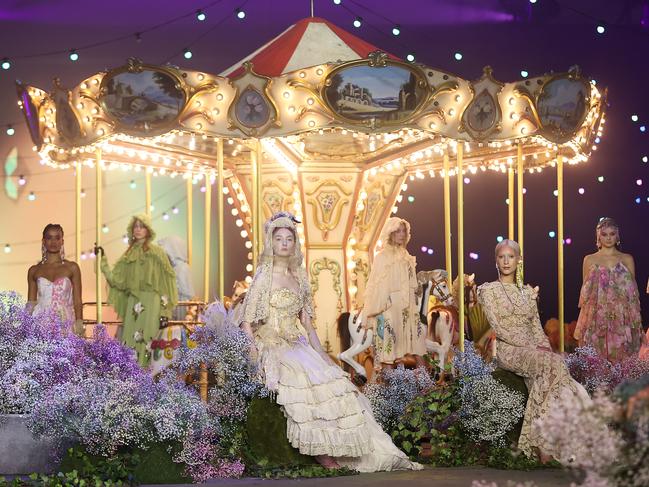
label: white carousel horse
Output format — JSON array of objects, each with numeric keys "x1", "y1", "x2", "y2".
[
  {"x1": 337, "y1": 310, "x2": 373, "y2": 385},
  {"x1": 416, "y1": 269, "x2": 458, "y2": 372}
]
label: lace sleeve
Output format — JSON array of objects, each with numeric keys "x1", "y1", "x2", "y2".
[{"x1": 298, "y1": 268, "x2": 314, "y2": 318}]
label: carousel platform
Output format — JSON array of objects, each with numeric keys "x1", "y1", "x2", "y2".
[{"x1": 145, "y1": 466, "x2": 573, "y2": 486}]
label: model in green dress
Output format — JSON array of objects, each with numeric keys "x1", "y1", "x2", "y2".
[{"x1": 97, "y1": 214, "x2": 178, "y2": 366}]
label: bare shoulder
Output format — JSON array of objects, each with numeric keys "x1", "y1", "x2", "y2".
[
  {"x1": 64, "y1": 260, "x2": 81, "y2": 274},
  {"x1": 583, "y1": 253, "x2": 597, "y2": 264},
  {"x1": 619, "y1": 252, "x2": 635, "y2": 265},
  {"x1": 27, "y1": 263, "x2": 40, "y2": 278}
]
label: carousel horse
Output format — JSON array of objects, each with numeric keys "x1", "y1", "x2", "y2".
[
  {"x1": 417, "y1": 269, "x2": 458, "y2": 373},
  {"x1": 337, "y1": 310, "x2": 373, "y2": 386},
  {"x1": 150, "y1": 302, "x2": 200, "y2": 376}
]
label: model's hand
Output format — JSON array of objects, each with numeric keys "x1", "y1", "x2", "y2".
[{"x1": 93, "y1": 244, "x2": 104, "y2": 257}]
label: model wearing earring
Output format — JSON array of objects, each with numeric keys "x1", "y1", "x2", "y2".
[
  {"x1": 575, "y1": 217, "x2": 642, "y2": 363},
  {"x1": 477, "y1": 239, "x2": 591, "y2": 462},
  {"x1": 27, "y1": 224, "x2": 84, "y2": 335}
]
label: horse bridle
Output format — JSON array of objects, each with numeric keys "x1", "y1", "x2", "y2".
[{"x1": 429, "y1": 275, "x2": 452, "y2": 304}]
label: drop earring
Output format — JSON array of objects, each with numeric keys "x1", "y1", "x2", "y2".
[{"x1": 60, "y1": 244, "x2": 65, "y2": 261}]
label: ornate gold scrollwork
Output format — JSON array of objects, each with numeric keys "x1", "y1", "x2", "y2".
[
  {"x1": 305, "y1": 179, "x2": 352, "y2": 240},
  {"x1": 262, "y1": 179, "x2": 296, "y2": 216},
  {"x1": 309, "y1": 257, "x2": 345, "y2": 351}
]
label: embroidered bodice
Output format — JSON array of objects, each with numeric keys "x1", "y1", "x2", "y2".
[
  {"x1": 254, "y1": 287, "x2": 305, "y2": 346},
  {"x1": 33, "y1": 276, "x2": 75, "y2": 322},
  {"x1": 477, "y1": 281, "x2": 549, "y2": 349}
]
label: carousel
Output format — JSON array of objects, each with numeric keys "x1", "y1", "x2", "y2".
[{"x1": 16, "y1": 15, "x2": 606, "y2": 356}]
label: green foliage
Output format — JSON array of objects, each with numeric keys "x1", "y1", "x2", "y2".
[
  {"x1": 58, "y1": 443, "x2": 189, "y2": 485},
  {"x1": 244, "y1": 396, "x2": 315, "y2": 467},
  {"x1": 485, "y1": 445, "x2": 556, "y2": 470},
  {"x1": 246, "y1": 463, "x2": 357, "y2": 479},
  {"x1": 391, "y1": 378, "x2": 478, "y2": 466},
  {"x1": 242, "y1": 396, "x2": 358, "y2": 479}
]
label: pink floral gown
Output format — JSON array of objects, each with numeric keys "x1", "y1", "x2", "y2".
[
  {"x1": 33, "y1": 276, "x2": 75, "y2": 331},
  {"x1": 575, "y1": 262, "x2": 643, "y2": 363}
]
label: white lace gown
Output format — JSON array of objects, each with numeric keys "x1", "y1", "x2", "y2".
[
  {"x1": 254, "y1": 287, "x2": 422, "y2": 472},
  {"x1": 33, "y1": 276, "x2": 75, "y2": 329}
]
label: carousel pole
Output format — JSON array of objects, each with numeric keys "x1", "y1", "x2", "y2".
[
  {"x1": 75, "y1": 163, "x2": 82, "y2": 263},
  {"x1": 456, "y1": 142, "x2": 465, "y2": 352},
  {"x1": 516, "y1": 143, "x2": 525, "y2": 260},
  {"x1": 251, "y1": 147, "x2": 259, "y2": 269},
  {"x1": 443, "y1": 148, "x2": 452, "y2": 287},
  {"x1": 95, "y1": 149, "x2": 102, "y2": 324},
  {"x1": 186, "y1": 176, "x2": 193, "y2": 266},
  {"x1": 557, "y1": 154, "x2": 565, "y2": 353},
  {"x1": 203, "y1": 175, "x2": 212, "y2": 302},
  {"x1": 145, "y1": 171, "x2": 152, "y2": 218},
  {"x1": 216, "y1": 139, "x2": 225, "y2": 300},
  {"x1": 508, "y1": 167, "x2": 515, "y2": 240},
  {"x1": 255, "y1": 140, "x2": 264, "y2": 253}
]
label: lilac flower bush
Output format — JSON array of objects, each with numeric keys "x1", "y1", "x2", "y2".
[
  {"x1": 364, "y1": 365, "x2": 435, "y2": 430},
  {"x1": 565, "y1": 346, "x2": 649, "y2": 394},
  {"x1": 0, "y1": 291, "x2": 255, "y2": 482},
  {"x1": 172, "y1": 307, "x2": 264, "y2": 422}
]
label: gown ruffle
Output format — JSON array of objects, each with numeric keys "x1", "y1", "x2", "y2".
[{"x1": 254, "y1": 287, "x2": 421, "y2": 472}]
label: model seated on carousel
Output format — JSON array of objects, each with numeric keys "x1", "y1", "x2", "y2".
[
  {"x1": 27, "y1": 224, "x2": 84, "y2": 335},
  {"x1": 96, "y1": 214, "x2": 178, "y2": 367},
  {"x1": 360, "y1": 217, "x2": 427, "y2": 370},
  {"x1": 477, "y1": 239, "x2": 591, "y2": 461},
  {"x1": 575, "y1": 217, "x2": 643, "y2": 363},
  {"x1": 239, "y1": 211, "x2": 422, "y2": 472}
]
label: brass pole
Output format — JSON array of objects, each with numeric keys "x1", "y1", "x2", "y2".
[
  {"x1": 456, "y1": 143, "x2": 465, "y2": 352},
  {"x1": 251, "y1": 145, "x2": 259, "y2": 269},
  {"x1": 255, "y1": 140, "x2": 264, "y2": 255},
  {"x1": 95, "y1": 149, "x2": 102, "y2": 324},
  {"x1": 145, "y1": 171, "x2": 152, "y2": 218},
  {"x1": 216, "y1": 139, "x2": 225, "y2": 301},
  {"x1": 557, "y1": 154, "x2": 565, "y2": 353},
  {"x1": 186, "y1": 177, "x2": 193, "y2": 267},
  {"x1": 443, "y1": 149, "x2": 452, "y2": 287},
  {"x1": 75, "y1": 163, "x2": 82, "y2": 263},
  {"x1": 508, "y1": 167, "x2": 515, "y2": 240},
  {"x1": 203, "y1": 176, "x2": 212, "y2": 302},
  {"x1": 517, "y1": 144, "x2": 525, "y2": 260}
]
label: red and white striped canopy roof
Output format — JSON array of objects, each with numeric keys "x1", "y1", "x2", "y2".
[{"x1": 221, "y1": 16, "x2": 399, "y2": 78}]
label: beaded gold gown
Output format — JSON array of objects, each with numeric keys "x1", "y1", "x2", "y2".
[
  {"x1": 477, "y1": 281, "x2": 590, "y2": 459},
  {"x1": 253, "y1": 287, "x2": 421, "y2": 472}
]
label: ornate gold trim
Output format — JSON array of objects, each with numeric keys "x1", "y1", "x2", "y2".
[{"x1": 309, "y1": 257, "x2": 345, "y2": 350}]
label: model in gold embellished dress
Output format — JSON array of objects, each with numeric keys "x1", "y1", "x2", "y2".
[
  {"x1": 240, "y1": 212, "x2": 421, "y2": 472},
  {"x1": 477, "y1": 239, "x2": 590, "y2": 460}
]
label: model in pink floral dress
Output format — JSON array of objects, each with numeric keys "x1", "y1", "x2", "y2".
[{"x1": 575, "y1": 262, "x2": 643, "y2": 363}]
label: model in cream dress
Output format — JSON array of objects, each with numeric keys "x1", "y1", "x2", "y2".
[{"x1": 240, "y1": 212, "x2": 421, "y2": 472}]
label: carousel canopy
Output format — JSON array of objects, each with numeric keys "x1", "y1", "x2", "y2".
[
  {"x1": 221, "y1": 17, "x2": 399, "y2": 78},
  {"x1": 16, "y1": 16, "x2": 605, "y2": 180}
]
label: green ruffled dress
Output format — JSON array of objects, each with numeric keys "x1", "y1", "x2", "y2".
[{"x1": 101, "y1": 242, "x2": 178, "y2": 366}]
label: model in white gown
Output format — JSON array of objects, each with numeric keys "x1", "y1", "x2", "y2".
[{"x1": 241, "y1": 212, "x2": 421, "y2": 472}]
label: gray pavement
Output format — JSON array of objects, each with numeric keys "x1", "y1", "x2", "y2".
[{"x1": 145, "y1": 466, "x2": 575, "y2": 487}]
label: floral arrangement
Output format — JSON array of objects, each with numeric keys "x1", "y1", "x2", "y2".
[
  {"x1": 0, "y1": 291, "x2": 258, "y2": 483},
  {"x1": 454, "y1": 342, "x2": 525, "y2": 448},
  {"x1": 565, "y1": 346, "x2": 649, "y2": 394},
  {"x1": 532, "y1": 379, "x2": 649, "y2": 487},
  {"x1": 364, "y1": 365, "x2": 435, "y2": 431}
]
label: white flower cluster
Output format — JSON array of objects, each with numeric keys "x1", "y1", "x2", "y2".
[{"x1": 460, "y1": 374, "x2": 525, "y2": 447}]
